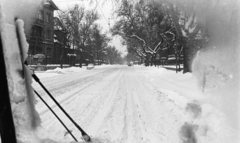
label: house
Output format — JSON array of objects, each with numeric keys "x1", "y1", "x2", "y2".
[{"x1": 27, "y1": 0, "x2": 58, "y2": 65}]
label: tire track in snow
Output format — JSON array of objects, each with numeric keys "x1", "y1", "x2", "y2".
[
  {"x1": 37, "y1": 67, "x2": 122, "y2": 140},
  {"x1": 35, "y1": 68, "x2": 117, "y2": 111},
  {"x1": 37, "y1": 73, "x2": 107, "y2": 138},
  {"x1": 123, "y1": 68, "x2": 148, "y2": 143},
  {"x1": 33, "y1": 68, "x2": 116, "y2": 98},
  {"x1": 37, "y1": 76, "x2": 101, "y2": 115},
  {"x1": 93, "y1": 67, "x2": 149, "y2": 143},
  {"x1": 55, "y1": 67, "x2": 124, "y2": 139},
  {"x1": 79, "y1": 67, "x2": 151, "y2": 143},
  {"x1": 94, "y1": 72, "x2": 127, "y2": 142},
  {"x1": 81, "y1": 68, "x2": 125, "y2": 134},
  {"x1": 37, "y1": 66, "x2": 189, "y2": 142},
  {"x1": 95, "y1": 66, "x2": 187, "y2": 143}
]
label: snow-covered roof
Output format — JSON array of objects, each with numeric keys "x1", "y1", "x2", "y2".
[
  {"x1": 67, "y1": 53, "x2": 77, "y2": 56},
  {"x1": 54, "y1": 39, "x2": 60, "y2": 43},
  {"x1": 45, "y1": 0, "x2": 59, "y2": 10}
]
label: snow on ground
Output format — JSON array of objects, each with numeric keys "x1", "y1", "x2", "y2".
[
  {"x1": 30, "y1": 65, "x2": 238, "y2": 143},
  {"x1": 35, "y1": 65, "x2": 112, "y2": 78}
]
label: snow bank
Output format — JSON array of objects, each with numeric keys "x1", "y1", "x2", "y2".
[
  {"x1": 62, "y1": 67, "x2": 89, "y2": 73},
  {"x1": 137, "y1": 66, "x2": 168, "y2": 75},
  {"x1": 152, "y1": 0, "x2": 240, "y2": 141},
  {"x1": 36, "y1": 65, "x2": 111, "y2": 79},
  {"x1": 38, "y1": 67, "x2": 89, "y2": 77},
  {"x1": 94, "y1": 64, "x2": 111, "y2": 67},
  {"x1": 45, "y1": 67, "x2": 68, "y2": 74},
  {"x1": 45, "y1": 66, "x2": 104, "y2": 73},
  {"x1": 137, "y1": 65, "x2": 238, "y2": 143},
  {"x1": 191, "y1": 48, "x2": 239, "y2": 141},
  {"x1": 189, "y1": 0, "x2": 240, "y2": 139}
]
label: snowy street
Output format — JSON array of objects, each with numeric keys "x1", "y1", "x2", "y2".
[
  {"x1": 1, "y1": 0, "x2": 239, "y2": 142},
  {"x1": 32, "y1": 65, "x2": 237, "y2": 143}
]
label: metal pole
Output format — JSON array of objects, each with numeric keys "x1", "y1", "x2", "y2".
[
  {"x1": 32, "y1": 74, "x2": 91, "y2": 142},
  {"x1": 34, "y1": 90, "x2": 78, "y2": 142}
]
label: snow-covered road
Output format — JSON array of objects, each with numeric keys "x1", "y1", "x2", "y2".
[{"x1": 32, "y1": 65, "x2": 237, "y2": 143}]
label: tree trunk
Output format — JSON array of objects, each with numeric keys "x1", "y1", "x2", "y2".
[
  {"x1": 73, "y1": 57, "x2": 75, "y2": 66},
  {"x1": 183, "y1": 42, "x2": 191, "y2": 73},
  {"x1": 60, "y1": 46, "x2": 64, "y2": 69},
  {"x1": 97, "y1": 51, "x2": 99, "y2": 65},
  {"x1": 150, "y1": 55, "x2": 154, "y2": 66},
  {"x1": 60, "y1": 55, "x2": 63, "y2": 69},
  {"x1": 69, "y1": 56, "x2": 71, "y2": 67},
  {"x1": 79, "y1": 51, "x2": 82, "y2": 68},
  {"x1": 153, "y1": 54, "x2": 157, "y2": 67},
  {"x1": 145, "y1": 56, "x2": 148, "y2": 66},
  {"x1": 175, "y1": 53, "x2": 178, "y2": 73}
]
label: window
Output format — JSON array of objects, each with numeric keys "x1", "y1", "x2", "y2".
[
  {"x1": 31, "y1": 26, "x2": 36, "y2": 36},
  {"x1": 33, "y1": 26, "x2": 43, "y2": 38},
  {"x1": 46, "y1": 13, "x2": 51, "y2": 22},
  {"x1": 38, "y1": 11, "x2": 43, "y2": 20},
  {"x1": 46, "y1": 29, "x2": 52, "y2": 40},
  {"x1": 38, "y1": 27, "x2": 43, "y2": 38},
  {"x1": 46, "y1": 47, "x2": 51, "y2": 56},
  {"x1": 36, "y1": 46, "x2": 42, "y2": 53}
]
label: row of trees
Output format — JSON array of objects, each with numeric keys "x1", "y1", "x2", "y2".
[
  {"x1": 111, "y1": 0, "x2": 208, "y2": 73},
  {"x1": 106, "y1": 45, "x2": 124, "y2": 64},
  {"x1": 55, "y1": 4, "x2": 123, "y2": 67}
]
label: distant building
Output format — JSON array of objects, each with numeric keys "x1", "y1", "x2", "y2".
[{"x1": 27, "y1": 0, "x2": 58, "y2": 65}]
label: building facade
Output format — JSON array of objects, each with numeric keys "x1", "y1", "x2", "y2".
[{"x1": 27, "y1": 0, "x2": 58, "y2": 65}]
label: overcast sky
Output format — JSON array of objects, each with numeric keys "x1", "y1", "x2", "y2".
[{"x1": 52, "y1": 0, "x2": 127, "y2": 56}]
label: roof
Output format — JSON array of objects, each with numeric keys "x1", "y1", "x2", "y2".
[{"x1": 45, "y1": 0, "x2": 59, "y2": 10}]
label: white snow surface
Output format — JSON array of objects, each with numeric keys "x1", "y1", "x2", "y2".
[
  {"x1": 1, "y1": 19, "x2": 239, "y2": 142},
  {"x1": 1, "y1": 0, "x2": 239, "y2": 143},
  {"x1": 27, "y1": 65, "x2": 238, "y2": 143}
]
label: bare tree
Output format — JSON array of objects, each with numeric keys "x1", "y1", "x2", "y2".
[
  {"x1": 112, "y1": 0, "x2": 208, "y2": 72},
  {"x1": 56, "y1": 5, "x2": 100, "y2": 67},
  {"x1": 106, "y1": 46, "x2": 123, "y2": 64},
  {"x1": 165, "y1": 3, "x2": 208, "y2": 72},
  {"x1": 90, "y1": 24, "x2": 110, "y2": 65},
  {"x1": 78, "y1": 9, "x2": 100, "y2": 67},
  {"x1": 112, "y1": 0, "x2": 175, "y2": 66},
  {"x1": 56, "y1": 5, "x2": 85, "y2": 66}
]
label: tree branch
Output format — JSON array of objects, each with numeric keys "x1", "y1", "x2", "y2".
[
  {"x1": 132, "y1": 47, "x2": 146, "y2": 59},
  {"x1": 153, "y1": 40, "x2": 162, "y2": 52},
  {"x1": 130, "y1": 34, "x2": 155, "y2": 54}
]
